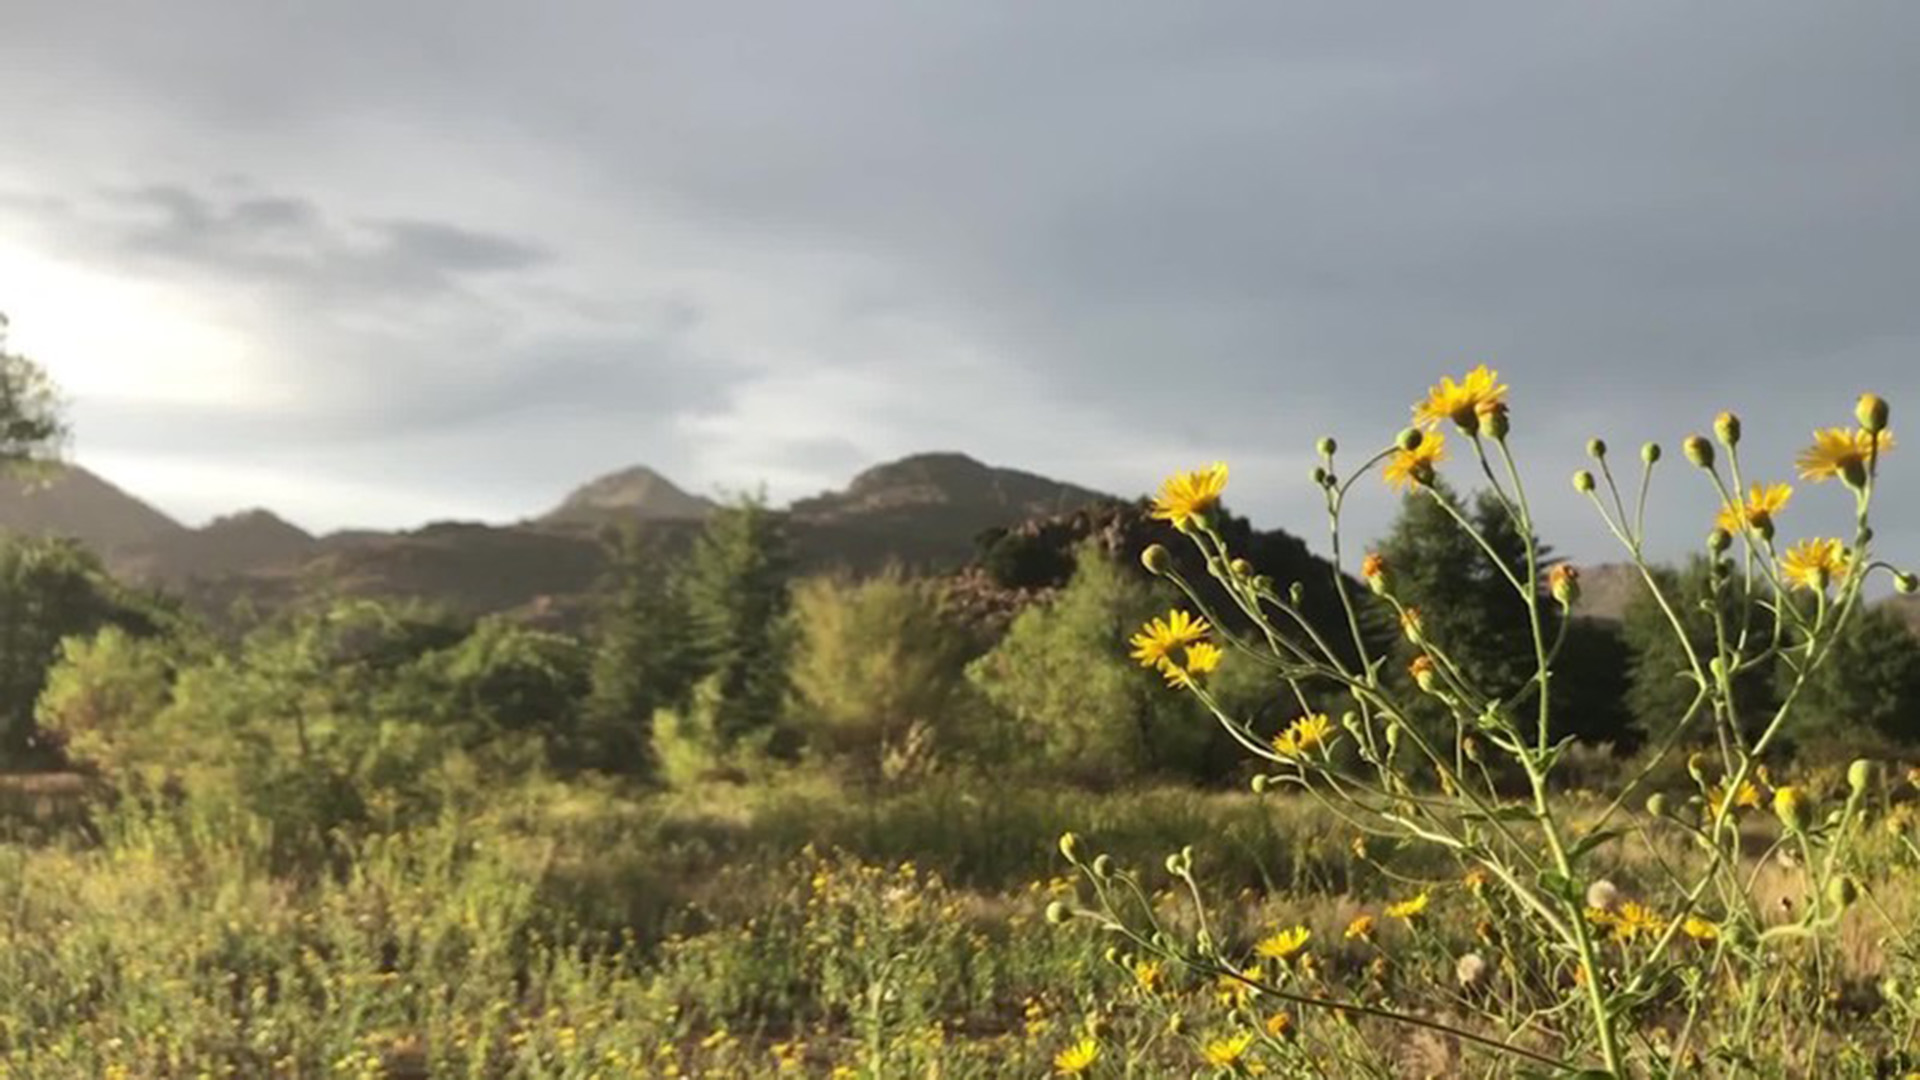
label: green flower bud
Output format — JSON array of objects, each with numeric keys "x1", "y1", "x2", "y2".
[
  {"x1": 1858, "y1": 392, "x2": 1890, "y2": 434},
  {"x1": 1317, "y1": 436, "x2": 1338, "y2": 458},
  {"x1": 1164, "y1": 853, "x2": 1184, "y2": 877},
  {"x1": 1897, "y1": 572, "x2": 1919, "y2": 595},
  {"x1": 1573, "y1": 470, "x2": 1596, "y2": 493},
  {"x1": 1714, "y1": 411, "x2": 1742, "y2": 446},
  {"x1": 1250, "y1": 774, "x2": 1269, "y2": 794},
  {"x1": 1092, "y1": 854, "x2": 1114, "y2": 879},
  {"x1": 1251, "y1": 574, "x2": 1274, "y2": 593},
  {"x1": 1103, "y1": 946, "x2": 1122, "y2": 966},
  {"x1": 1059, "y1": 832, "x2": 1082, "y2": 862},
  {"x1": 1646, "y1": 792, "x2": 1669, "y2": 819},
  {"x1": 1828, "y1": 875, "x2": 1859, "y2": 911},
  {"x1": 1587, "y1": 437, "x2": 1608, "y2": 459},
  {"x1": 1479, "y1": 402, "x2": 1510, "y2": 440},
  {"x1": 1642, "y1": 441, "x2": 1662, "y2": 465},
  {"x1": 1141, "y1": 544, "x2": 1172, "y2": 575},
  {"x1": 1311, "y1": 465, "x2": 1331, "y2": 487},
  {"x1": 1397, "y1": 427, "x2": 1424, "y2": 452},
  {"x1": 1684, "y1": 434, "x2": 1715, "y2": 470},
  {"x1": 1045, "y1": 900, "x2": 1072, "y2": 925},
  {"x1": 1773, "y1": 785, "x2": 1810, "y2": 833},
  {"x1": 1289, "y1": 581, "x2": 1306, "y2": 606},
  {"x1": 1849, "y1": 759, "x2": 1876, "y2": 798},
  {"x1": 1229, "y1": 558, "x2": 1254, "y2": 578},
  {"x1": 1708, "y1": 527, "x2": 1732, "y2": 554}
]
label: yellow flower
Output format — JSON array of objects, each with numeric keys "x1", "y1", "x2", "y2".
[
  {"x1": 1414, "y1": 365, "x2": 1509, "y2": 431},
  {"x1": 1264, "y1": 1011, "x2": 1296, "y2": 1040},
  {"x1": 1709, "y1": 779, "x2": 1764, "y2": 816},
  {"x1": 1133, "y1": 959, "x2": 1164, "y2": 993},
  {"x1": 1272, "y1": 713, "x2": 1336, "y2": 759},
  {"x1": 1681, "y1": 915, "x2": 1719, "y2": 942},
  {"x1": 1386, "y1": 892, "x2": 1430, "y2": 921},
  {"x1": 1780, "y1": 538, "x2": 1851, "y2": 592},
  {"x1": 1609, "y1": 901, "x2": 1666, "y2": 943},
  {"x1": 1129, "y1": 610, "x2": 1211, "y2": 668},
  {"x1": 1201, "y1": 1031, "x2": 1255, "y2": 1069},
  {"x1": 1254, "y1": 925, "x2": 1312, "y2": 961},
  {"x1": 1054, "y1": 1038, "x2": 1100, "y2": 1075},
  {"x1": 1344, "y1": 914, "x2": 1376, "y2": 941},
  {"x1": 1152, "y1": 462, "x2": 1229, "y2": 530},
  {"x1": 1216, "y1": 964, "x2": 1263, "y2": 1007},
  {"x1": 1716, "y1": 482, "x2": 1792, "y2": 534},
  {"x1": 1383, "y1": 430, "x2": 1448, "y2": 491},
  {"x1": 1797, "y1": 427, "x2": 1893, "y2": 484}
]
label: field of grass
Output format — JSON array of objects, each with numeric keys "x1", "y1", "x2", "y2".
[{"x1": 2, "y1": 768, "x2": 1918, "y2": 1078}]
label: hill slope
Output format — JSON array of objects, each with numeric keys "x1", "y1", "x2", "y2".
[{"x1": 0, "y1": 464, "x2": 185, "y2": 552}]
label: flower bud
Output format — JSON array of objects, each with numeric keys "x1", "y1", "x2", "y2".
[
  {"x1": 1103, "y1": 946, "x2": 1122, "y2": 966},
  {"x1": 1399, "y1": 607, "x2": 1424, "y2": 644},
  {"x1": 1686, "y1": 752, "x2": 1708, "y2": 786},
  {"x1": 1573, "y1": 470, "x2": 1596, "y2": 493},
  {"x1": 1045, "y1": 900, "x2": 1072, "y2": 925},
  {"x1": 1230, "y1": 558, "x2": 1254, "y2": 578},
  {"x1": 1641, "y1": 441, "x2": 1662, "y2": 465},
  {"x1": 1289, "y1": 581, "x2": 1306, "y2": 606},
  {"x1": 1361, "y1": 553, "x2": 1389, "y2": 595},
  {"x1": 1409, "y1": 656, "x2": 1437, "y2": 693},
  {"x1": 1587, "y1": 437, "x2": 1607, "y2": 459},
  {"x1": 1849, "y1": 759, "x2": 1875, "y2": 798},
  {"x1": 1549, "y1": 563, "x2": 1581, "y2": 607},
  {"x1": 1478, "y1": 401, "x2": 1510, "y2": 440},
  {"x1": 1828, "y1": 875, "x2": 1859, "y2": 910},
  {"x1": 1646, "y1": 792, "x2": 1669, "y2": 819},
  {"x1": 1773, "y1": 785, "x2": 1810, "y2": 833},
  {"x1": 1092, "y1": 854, "x2": 1114, "y2": 879},
  {"x1": 1714, "y1": 411, "x2": 1742, "y2": 446},
  {"x1": 1858, "y1": 392, "x2": 1890, "y2": 434},
  {"x1": 1059, "y1": 832, "x2": 1082, "y2": 862},
  {"x1": 1684, "y1": 435, "x2": 1715, "y2": 470},
  {"x1": 1898, "y1": 572, "x2": 1919, "y2": 595},
  {"x1": 1707, "y1": 528, "x2": 1732, "y2": 554},
  {"x1": 1250, "y1": 774, "x2": 1269, "y2": 794},
  {"x1": 1251, "y1": 574, "x2": 1274, "y2": 593},
  {"x1": 1141, "y1": 544, "x2": 1172, "y2": 575},
  {"x1": 1311, "y1": 465, "x2": 1330, "y2": 487},
  {"x1": 1317, "y1": 436, "x2": 1338, "y2": 458},
  {"x1": 1397, "y1": 427, "x2": 1424, "y2": 452}
]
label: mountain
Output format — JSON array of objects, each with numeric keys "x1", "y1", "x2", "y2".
[
  {"x1": 537, "y1": 465, "x2": 716, "y2": 529},
  {"x1": 0, "y1": 463, "x2": 185, "y2": 553},
  {"x1": 790, "y1": 452, "x2": 1119, "y2": 571},
  {"x1": 117, "y1": 508, "x2": 319, "y2": 583}
]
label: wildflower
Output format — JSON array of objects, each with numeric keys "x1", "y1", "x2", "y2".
[
  {"x1": 1681, "y1": 915, "x2": 1719, "y2": 942},
  {"x1": 1152, "y1": 463, "x2": 1229, "y2": 530},
  {"x1": 1384, "y1": 430, "x2": 1448, "y2": 491},
  {"x1": 1709, "y1": 779, "x2": 1764, "y2": 816},
  {"x1": 1548, "y1": 563, "x2": 1580, "y2": 607},
  {"x1": 1133, "y1": 959, "x2": 1164, "y2": 993},
  {"x1": 1216, "y1": 965, "x2": 1263, "y2": 1008},
  {"x1": 1773, "y1": 785, "x2": 1811, "y2": 833},
  {"x1": 1398, "y1": 606, "x2": 1424, "y2": 643},
  {"x1": 1462, "y1": 867, "x2": 1490, "y2": 894},
  {"x1": 1585, "y1": 879, "x2": 1622, "y2": 913},
  {"x1": 1361, "y1": 552, "x2": 1389, "y2": 593},
  {"x1": 1797, "y1": 427, "x2": 1893, "y2": 486},
  {"x1": 1716, "y1": 483, "x2": 1792, "y2": 536},
  {"x1": 1272, "y1": 714, "x2": 1336, "y2": 759},
  {"x1": 1054, "y1": 1038, "x2": 1100, "y2": 1075},
  {"x1": 1183, "y1": 641, "x2": 1224, "y2": 677},
  {"x1": 1409, "y1": 654, "x2": 1438, "y2": 692},
  {"x1": 1344, "y1": 914, "x2": 1375, "y2": 941},
  {"x1": 1414, "y1": 365, "x2": 1508, "y2": 433},
  {"x1": 1780, "y1": 538, "x2": 1851, "y2": 593},
  {"x1": 1264, "y1": 1011, "x2": 1295, "y2": 1040},
  {"x1": 1201, "y1": 1032, "x2": 1255, "y2": 1069},
  {"x1": 1129, "y1": 610, "x2": 1211, "y2": 668},
  {"x1": 1610, "y1": 901, "x2": 1666, "y2": 943},
  {"x1": 1385, "y1": 892, "x2": 1430, "y2": 921},
  {"x1": 1254, "y1": 925, "x2": 1312, "y2": 962},
  {"x1": 1455, "y1": 952, "x2": 1488, "y2": 988}
]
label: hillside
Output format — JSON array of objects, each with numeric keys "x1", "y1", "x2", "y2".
[
  {"x1": 116, "y1": 508, "x2": 319, "y2": 582},
  {"x1": 0, "y1": 464, "x2": 185, "y2": 553},
  {"x1": 536, "y1": 465, "x2": 716, "y2": 530}
]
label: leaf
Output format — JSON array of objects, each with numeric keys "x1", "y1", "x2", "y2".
[{"x1": 1566, "y1": 828, "x2": 1626, "y2": 866}]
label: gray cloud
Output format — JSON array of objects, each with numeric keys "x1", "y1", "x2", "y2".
[{"x1": 0, "y1": 2, "x2": 1917, "y2": 566}]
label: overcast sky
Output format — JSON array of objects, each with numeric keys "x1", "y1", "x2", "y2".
[{"x1": 2, "y1": 3, "x2": 1917, "y2": 566}]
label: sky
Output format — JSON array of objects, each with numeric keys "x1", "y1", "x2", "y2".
[{"x1": 1, "y1": 3, "x2": 1917, "y2": 567}]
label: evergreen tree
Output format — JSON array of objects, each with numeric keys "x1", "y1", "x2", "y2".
[
  {"x1": 0, "y1": 314, "x2": 67, "y2": 468},
  {"x1": 1784, "y1": 605, "x2": 1920, "y2": 754},
  {"x1": 680, "y1": 495, "x2": 794, "y2": 747},
  {"x1": 581, "y1": 530, "x2": 696, "y2": 774},
  {"x1": 1620, "y1": 557, "x2": 1776, "y2": 746}
]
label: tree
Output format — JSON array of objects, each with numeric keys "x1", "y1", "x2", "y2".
[
  {"x1": 0, "y1": 314, "x2": 68, "y2": 468},
  {"x1": 966, "y1": 544, "x2": 1237, "y2": 782},
  {"x1": 0, "y1": 537, "x2": 164, "y2": 766},
  {"x1": 681, "y1": 496, "x2": 794, "y2": 748},
  {"x1": 789, "y1": 569, "x2": 976, "y2": 779},
  {"x1": 581, "y1": 530, "x2": 697, "y2": 774},
  {"x1": 1784, "y1": 605, "x2": 1920, "y2": 755},
  {"x1": 1620, "y1": 557, "x2": 1776, "y2": 747}
]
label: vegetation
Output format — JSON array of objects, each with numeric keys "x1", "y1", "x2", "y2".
[{"x1": 3, "y1": 344, "x2": 1920, "y2": 1076}]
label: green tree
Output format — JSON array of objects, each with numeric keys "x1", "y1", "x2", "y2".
[
  {"x1": 966, "y1": 544, "x2": 1236, "y2": 782},
  {"x1": 0, "y1": 314, "x2": 68, "y2": 468},
  {"x1": 36, "y1": 626, "x2": 176, "y2": 784},
  {"x1": 789, "y1": 569, "x2": 976, "y2": 779},
  {"x1": 0, "y1": 537, "x2": 164, "y2": 766},
  {"x1": 1621, "y1": 557, "x2": 1776, "y2": 746},
  {"x1": 681, "y1": 496, "x2": 793, "y2": 748},
  {"x1": 1784, "y1": 605, "x2": 1920, "y2": 755},
  {"x1": 581, "y1": 531, "x2": 696, "y2": 774}
]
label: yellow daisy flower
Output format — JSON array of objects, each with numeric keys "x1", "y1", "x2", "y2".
[
  {"x1": 1054, "y1": 1038, "x2": 1100, "y2": 1075},
  {"x1": 1344, "y1": 914, "x2": 1376, "y2": 941},
  {"x1": 1152, "y1": 462, "x2": 1229, "y2": 530},
  {"x1": 1254, "y1": 925, "x2": 1311, "y2": 961},
  {"x1": 1272, "y1": 713, "x2": 1337, "y2": 759},
  {"x1": 1386, "y1": 891, "x2": 1430, "y2": 921},
  {"x1": 1681, "y1": 915, "x2": 1719, "y2": 942},
  {"x1": 1609, "y1": 901, "x2": 1666, "y2": 943},
  {"x1": 1797, "y1": 427, "x2": 1893, "y2": 484},
  {"x1": 1383, "y1": 430, "x2": 1448, "y2": 491},
  {"x1": 1709, "y1": 778, "x2": 1764, "y2": 816},
  {"x1": 1716, "y1": 482, "x2": 1792, "y2": 534},
  {"x1": 1780, "y1": 538, "x2": 1851, "y2": 592},
  {"x1": 1133, "y1": 959, "x2": 1164, "y2": 993},
  {"x1": 1129, "y1": 610, "x2": 1211, "y2": 668},
  {"x1": 1201, "y1": 1032, "x2": 1255, "y2": 1069},
  {"x1": 1414, "y1": 365, "x2": 1509, "y2": 431}
]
